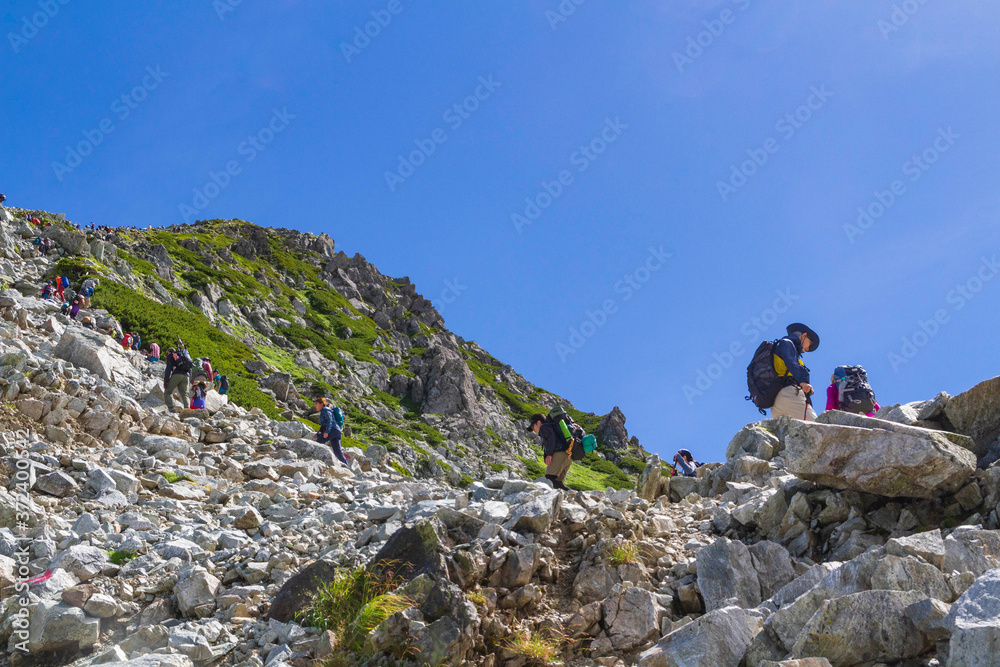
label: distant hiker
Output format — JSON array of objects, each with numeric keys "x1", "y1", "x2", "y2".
[
  {"x1": 131, "y1": 332, "x2": 141, "y2": 351},
  {"x1": 41, "y1": 283, "x2": 53, "y2": 300},
  {"x1": 163, "y1": 349, "x2": 193, "y2": 413},
  {"x1": 747, "y1": 323, "x2": 819, "y2": 421},
  {"x1": 826, "y1": 366, "x2": 880, "y2": 416},
  {"x1": 80, "y1": 278, "x2": 95, "y2": 308},
  {"x1": 217, "y1": 375, "x2": 229, "y2": 395},
  {"x1": 81, "y1": 316, "x2": 95, "y2": 330},
  {"x1": 673, "y1": 449, "x2": 701, "y2": 477},
  {"x1": 315, "y1": 397, "x2": 348, "y2": 466},
  {"x1": 41, "y1": 238, "x2": 52, "y2": 256},
  {"x1": 54, "y1": 276, "x2": 65, "y2": 302},
  {"x1": 60, "y1": 301, "x2": 70, "y2": 316},
  {"x1": 0, "y1": 194, "x2": 5, "y2": 207},
  {"x1": 201, "y1": 357, "x2": 214, "y2": 382},
  {"x1": 121, "y1": 333, "x2": 132, "y2": 350},
  {"x1": 527, "y1": 411, "x2": 576, "y2": 491},
  {"x1": 149, "y1": 342, "x2": 160, "y2": 362},
  {"x1": 69, "y1": 297, "x2": 81, "y2": 320},
  {"x1": 191, "y1": 381, "x2": 208, "y2": 410}
]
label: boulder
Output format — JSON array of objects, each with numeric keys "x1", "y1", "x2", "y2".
[
  {"x1": 945, "y1": 376, "x2": 1000, "y2": 459},
  {"x1": 173, "y1": 567, "x2": 220, "y2": 617},
  {"x1": 790, "y1": 590, "x2": 932, "y2": 665},
  {"x1": 784, "y1": 421, "x2": 976, "y2": 498},
  {"x1": 885, "y1": 529, "x2": 947, "y2": 570},
  {"x1": 49, "y1": 545, "x2": 109, "y2": 582},
  {"x1": 697, "y1": 538, "x2": 761, "y2": 612},
  {"x1": 945, "y1": 568, "x2": 1000, "y2": 666},
  {"x1": 749, "y1": 541, "x2": 795, "y2": 600},
  {"x1": 54, "y1": 328, "x2": 142, "y2": 384},
  {"x1": 504, "y1": 489, "x2": 561, "y2": 534},
  {"x1": 203, "y1": 389, "x2": 228, "y2": 414},
  {"x1": 34, "y1": 470, "x2": 78, "y2": 497},
  {"x1": 267, "y1": 559, "x2": 339, "y2": 623},
  {"x1": 637, "y1": 454, "x2": 666, "y2": 501},
  {"x1": 638, "y1": 605, "x2": 754, "y2": 667},
  {"x1": 369, "y1": 519, "x2": 449, "y2": 582},
  {"x1": 727, "y1": 423, "x2": 781, "y2": 460},
  {"x1": 602, "y1": 586, "x2": 664, "y2": 651},
  {"x1": 26, "y1": 600, "x2": 101, "y2": 653}
]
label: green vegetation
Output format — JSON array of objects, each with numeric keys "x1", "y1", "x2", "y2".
[
  {"x1": 605, "y1": 540, "x2": 641, "y2": 567},
  {"x1": 390, "y1": 461, "x2": 412, "y2": 477},
  {"x1": 299, "y1": 566, "x2": 412, "y2": 660},
  {"x1": 501, "y1": 630, "x2": 563, "y2": 666},
  {"x1": 89, "y1": 280, "x2": 280, "y2": 418},
  {"x1": 107, "y1": 550, "x2": 134, "y2": 565},
  {"x1": 160, "y1": 471, "x2": 185, "y2": 483},
  {"x1": 620, "y1": 457, "x2": 646, "y2": 474}
]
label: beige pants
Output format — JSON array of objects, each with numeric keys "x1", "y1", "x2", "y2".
[
  {"x1": 771, "y1": 385, "x2": 817, "y2": 421},
  {"x1": 546, "y1": 450, "x2": 571, "y2": 482}
]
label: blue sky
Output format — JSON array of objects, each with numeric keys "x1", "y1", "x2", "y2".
[{"x1": 4, "y1": 1, "x2": 999, "y2": 463}]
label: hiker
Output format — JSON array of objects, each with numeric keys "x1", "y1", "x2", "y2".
[
  {"x1": 527, "y1": 413, "x2": 573, "y2": 490},
  {"x1": 191, "y1": 381, "x2": 208, "y2": 410},
  {"x1": 60, "y1": 301, "x2": 71, "y2": 316},
  {"x1": 315, "y1": 397, "x2": 348, "y2": 465},
  {"x1": 81, "y1": 316, "x2": 95, "y2": 330},
  {"x1": 826, "y1": 366, "x2": 880, "y2": 416},
  {"x1": 41, "y1": 283, "x2": 54, "y2": 300},
  {"x1": 163, "y1": 348, "x2": 193, "y2": 413},
  {"x1": 771, "y1": 323, "x2": 820, "y2": 421},
  {"x1": 54, "y1": 276, "x2": 65, "y2": 302},
  {"x1": 148, "y1": 341, "x2": 160, "y2": 362},
  {"x1": 217, "y1": 375, "x2": 229, "y2": 395},
  {"x1": 69, "y1": 297, "x2": 81, "y2": 320},
  {"x1": 131, "y1": 332, "x2": 141, "y2": 351},
  {"x1": 201, "y1": 357, "x2": 214, "y2": 382},
  {"x1": 673, "y1": 449, "x2": 701, "y2": 477},
  {"x1": 80, "y1": 278, "x2": 95, "y2": 308},
  {"x1": 42, "y1": 238, "x2": 52, "y2": 256},
  {"x1": 0, "y1": 194, "x2": 5, "y2": 207},
  {"x1": 121, "y1": 332, "x2": 132, "y2": 350},
  {"x1": 191, "y1": 357, "x2": 207, "y2": 384}
]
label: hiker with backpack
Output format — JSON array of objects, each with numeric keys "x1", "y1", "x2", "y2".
[
  {"x1": 69, "y1": 297, "x2": 81, "y2": 320},
  {"x1": 54, "y1": 276, "x2": 66, "y2": 302},
  {"x1": 80, "y1": 278, "x2": 95, "y2": 308},
  {"x1": 163, "y1": 348, "x2": 193, "y2": 413},
  {"x1": 527, "y1": 408, "x2": 582, "y2": 490},
  {"x1": 148, "y1": 341, "x2": 160, "y2": 362},
  {"x1": 826, "y1": 366, "x2": 880, "y2": 416},
  {"x1": 217, "y1": 375, "x2": 229, "y2": 395},
  {"x1": 314, "y1": 397, "x2": 348, "y2": 466},
  {"x1": 746, "y1": 323, "x2": 820, "y2": 421},
  {"x1": 201, "y1": 357, "x2": 214, "y2": 382},
  {"x1": 672, "y1": 449, "x2": 701, "y2": 477},
  {"x1": 191, "y1": 381, "x2": 208, "y2": 410}
]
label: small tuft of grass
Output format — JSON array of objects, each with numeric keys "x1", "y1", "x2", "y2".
[
  {"x1": 160, "y1": 471, "x2": 185, "y2": 483},
  {"x1": 605, "y1": 540, "x2": 641, "y2": 567},
  {"x1": 467, "y1": 591, "x2": 488, "y2": 607},
  {"x1": 299, "y1": 566, "x2": 412, "y2": 658},
  {"x1": 107, "y1": 550, "x2": 135, "y2": 565},
  {"x1": 502, "y1": 630, "x2": 563, "y2": 666}
]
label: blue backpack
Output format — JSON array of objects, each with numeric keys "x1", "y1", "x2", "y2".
[{"x1": 332, "y1": 406, "x2": 345, "y2": 428}]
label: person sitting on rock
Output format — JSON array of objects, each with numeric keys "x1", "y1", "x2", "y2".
[
  {"x1": 81, "y1": 316, "x2": 95, "y2": 330},
  {"x1": 527, "y1": 413, "x2": 572, "y2": 490},
  {"x1": 148, "y1": 341, "x2": 160, "y2": 362},
  {"x1": 41, "y1": 283, "x2": 53, "y2": 300},
  {"x1": 315, "y1": 397, "x2": 349, "y2": 466},
  {"x1": 672, "y1": 449, "x2": 701, "y2": 477},
  {"x1": 163, "y1": 349, "x2": 192, "y2": 413},
  {"x1": 191, "y1": 381, "x2": 208, "y2": 410},
  {"x1": 770, "y1": 323, "x2": 820, "y2": 421}
]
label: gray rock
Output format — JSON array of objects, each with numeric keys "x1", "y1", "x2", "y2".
[
  {"x1": 53, "y1": 327, "x2": 141, "y2": 384},
  {"x1": 871, "y1": 555, "x2": 952, "y2": 602},
  {"x1": 504, "y1": 490, "x2": 561, "y2": 534},
  {"x1": 749, "y1": 541, "x2": 795, "y2": 601},
  {"x1": 943, "y1": 527, "x2": 1000, "y2": 577},
  {"x1": 26, "y1": 599, "x2": 101, "y2": 653},
  {"x1": 784, "y1": 420, "x2": 976, "y2": 498},
  {"x1": 602, "y1": 586, "x2": 664, "y2": 651},
  {"x1": 727, "y1": 423, "x2": 781, "y2": 461},
  {"x1": 885, "y1": 529, "x2": 947, "y2": 570},
  {"x1": 638, "y1": 605, "x2": 754, "y2": 667},
  {"x1": 500, "y1": 544, "x2": 541, "y2": 589},
  {"x1": 945, "y1": 376, "x2": 1000, "y2": 457},
  {"x1": 49, "y1": 545, "x2": 109, "y2": 582},
  {"x1": 174, "y1": 567, "x2": 220, "y2": 617},
  {"x1": 637, "y1": 454, "x2": 666, "y2": 501},
  {"x1": 904, "y1": 597, "x2": 952, "y2": 641},
  {"x1": 918, "y1": 391, "x2": 951, "y2": 421},
  {"x1": 34, "y1": 470, "x2": 78, "y2": 497},
  {"x1": 945, "y1": 568, "x2": 1000, "y2": 666},
  {"x1": 790, "y1": 590, "x2": 932, "y2": 664},
  {"x1": 697, "y1": 538, "x2": 761, "y2": 612}
]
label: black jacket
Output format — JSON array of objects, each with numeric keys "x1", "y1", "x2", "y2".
[
  {"x1": 774, "y1": 335, "x2": 810, "y2": 386},
  {"x1": 538, "y1": 422, "x2": 567, "y2": 457}
]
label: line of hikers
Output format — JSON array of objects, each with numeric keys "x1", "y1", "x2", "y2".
[
  {"x1": 161, "y1": 339, "x2": 230, "y2": 412},
  {"x1": 747, "y1": 322, "x2": 880, "y2": 422}
]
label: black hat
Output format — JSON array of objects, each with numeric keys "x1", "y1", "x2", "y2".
[
  {"x1": 786, "y1": 323, "x2": 820, "y2": 351},
  {"x1": 526, "y1": 413, "x2": 546, "y2": 433}
]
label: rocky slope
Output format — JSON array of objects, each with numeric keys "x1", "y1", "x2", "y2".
[{"x1": 0, "y1": 206, "x2": 998, "y2": 667}]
